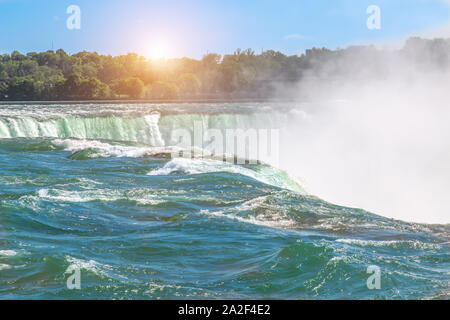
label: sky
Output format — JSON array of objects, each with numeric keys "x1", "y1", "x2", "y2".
[{"x1": 0, "y1": 0, "x2": 449, "y2": 58}]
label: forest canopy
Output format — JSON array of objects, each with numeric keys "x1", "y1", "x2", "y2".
[{"x1": 0, "y1": 37, "x2": 449, "y2": 101}]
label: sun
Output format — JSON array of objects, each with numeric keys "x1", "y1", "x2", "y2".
[{"x1": 146, "y1": 43, "x2": 170, "y2": 60}]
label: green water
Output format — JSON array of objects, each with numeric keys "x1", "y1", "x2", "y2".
[{"x1": 0, "y1": 103, "x2": 448, "y2": 299}]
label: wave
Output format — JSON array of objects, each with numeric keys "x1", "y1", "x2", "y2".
[
  {"x1": 52, "y1": 138, "x2": 171, "y2": 159},
  {"x1": 199, "y1": 195, "x2": 298, "y2": 229},
  {"x1": 0, "y1": 250, "x2": 17, "y2": 257},
  {"x1": 335, "y1": 238, "x2": 444, "y2": 250},
  {"x1": 65, "y1": 256, "x2": 114, "y2": 278},
  {"x1": 148, "y1": 157, "x2": 305, "y2": 193},
  {"x1": 32, "y1": 188, "x2": 165, "y2": 206}
]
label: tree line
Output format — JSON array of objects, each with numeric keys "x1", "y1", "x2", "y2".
[{"x1": 0, "y1": 37, "x2": 448, "y2": 100}]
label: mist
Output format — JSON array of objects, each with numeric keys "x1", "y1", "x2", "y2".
[{"x1": 277, "y1": 38, "x2": 450, "y2": 224}]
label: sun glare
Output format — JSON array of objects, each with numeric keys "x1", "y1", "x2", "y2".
[{"x1": 146, "y1": 43, "x2": 170, "y2": 60}]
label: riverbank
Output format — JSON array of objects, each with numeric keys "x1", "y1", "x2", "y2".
[{"x1": 0, "y1": 98, "x2": 300, "y2": 105}]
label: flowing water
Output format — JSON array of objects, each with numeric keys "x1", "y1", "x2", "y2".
[{"x1": 0, "y1": 103, "x2": 448, "y2": 299}]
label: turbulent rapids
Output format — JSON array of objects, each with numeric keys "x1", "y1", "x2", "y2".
[{"x1": 0, "y1": 103, "x2": 448, "y2": 299}]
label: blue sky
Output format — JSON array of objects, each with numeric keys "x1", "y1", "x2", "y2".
[{"x1": 0, "y1": 0, "x2": 449, "y2": 58}]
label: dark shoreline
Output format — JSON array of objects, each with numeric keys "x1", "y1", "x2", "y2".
[{"x1": 0, "y1": 98, "x2": 299, "y2": 105}]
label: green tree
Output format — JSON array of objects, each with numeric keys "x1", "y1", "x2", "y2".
[
  {"x1": 0, "y1": 81, "x2": 8, "y2": 99},
  {"x1": 111, "y1": 77, "x2": 144, "y2": 98},
  {"x1": 7, "y1": 77, "x2": 42, "y2": 100},
  {"x1": 11, "y1": 51, "x2": 26, "y2": 61},
  {"x1": 148, "y1": 81, "x2": 179, "y2": 99},
  {"x1": 78, "y1": 78, "x2": 110, "y2": 99},
  {"x1": 34, "y1": 50, "x2": 60, "y2": 67},
  {"x1": 62, "y1": 73, "x2": 83, "y2": 98},
  {"x1": 177, "y1": 73, "x2": 201, "y2": 95},
  {"x1": 125, "y1": 77, "x2": 144, "y2": 98}
]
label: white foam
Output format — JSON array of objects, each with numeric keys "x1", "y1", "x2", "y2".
[
  {"x1": 65, "y1": 256, "x2": 111, "y2": 276},
  {"x1": 53, "y1": 139, "x2": 150, "y2": 158},
  {"x1": 199, "y1": 195, "x2": 296, "y2": 229},
  {"x1": 33, "y1": 188, "x2": 165, "y2": 205},
  {"x1": 0, "y1": 264, "x2": 11, "y2": 270},
  {"x1": 0, "y1": 250, "x2": 17, "y2": 256},
  {"x1": 200, "y1": 209, "x2": 295, "y2": 229},
  {"x1": 148, "y1": 158, "x2": 305, "y2": 193},
  {"x1": 336, "y1": 238, "x2": 442, "y2": 249},
  {"x1": 53, "y1": 138, "x2": 188, "y2": 159}
]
